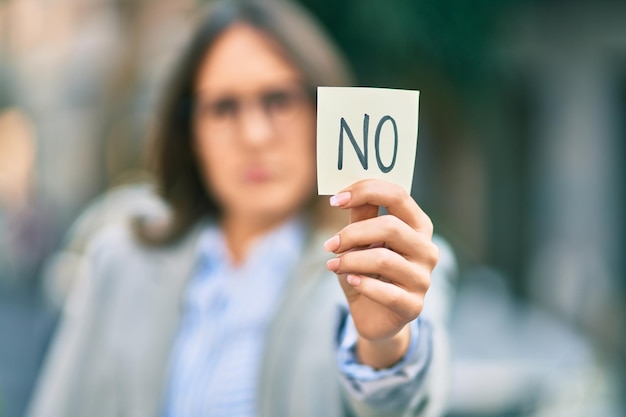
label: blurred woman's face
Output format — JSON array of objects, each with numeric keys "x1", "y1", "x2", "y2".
[{"x1": 193, "y1": 23, "x2": 316, "y2": 225}]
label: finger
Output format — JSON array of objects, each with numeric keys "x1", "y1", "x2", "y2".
[
  {"x1": 327, "y1": 247, "x2": 430, "y2": 292},
  {"x1": 331, "y1": 179, "x2": 432, "y2": 234},
  {"x1": 350, "y1": 203, "x2": 378, "y2": 224},
  {"x1": 329, "y1": 189, "x2": 377, "y2": 224},
  {"x1": 325, "y1": 215, "x2": 438, "y2": 265},
  {"x1": 345, "y1": 274, "x2": 424, "y2": 320}
]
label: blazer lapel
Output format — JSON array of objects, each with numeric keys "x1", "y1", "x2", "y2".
[{"x1": 123, "y1": 225, "x2": 203, "y2": 417}]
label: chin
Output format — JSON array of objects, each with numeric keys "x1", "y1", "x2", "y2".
[
  {"x1": 249, "y1": 200, "x2": 297, "y2": 219},
  {"x1": 240, "y1": 194, "x2": 305, "y2": 221},
  {"x1": 223, "y1": 180, "x2": 314, "y2": 220}
]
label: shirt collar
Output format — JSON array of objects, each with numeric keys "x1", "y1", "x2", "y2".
[{"x1": 195, "y1": 215, "x2": 307, "y2": 274}]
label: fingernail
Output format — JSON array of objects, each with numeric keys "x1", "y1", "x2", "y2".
[
  {"x1": 326, "y1": 257, "x2": 340, "y2": 271},
  {"x1": 329, "y1": 192, "x2": 351, "y2": 207},
  {"x1": 346, "y1": 274, "x2": 361, "y2": 286},
  {"x1": 323, "y1": 235, "x2": 340, "y2": 252}
]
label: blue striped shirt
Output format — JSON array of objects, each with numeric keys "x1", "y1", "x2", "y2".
[{"x1": 163, "y1": 217, "x2": 421, "y2": 416}]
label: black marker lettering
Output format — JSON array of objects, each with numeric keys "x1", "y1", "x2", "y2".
[
  {"x1": 374, "y1": 115, "x2": 398, "y2": 173},
  {"x1": 338, "y1": 114, "x2": 369, "y2": 170}
]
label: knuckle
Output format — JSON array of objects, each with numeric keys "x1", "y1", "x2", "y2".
[
  {"x1": 411, "y1": 263, "x2": 431, "y2": 295},
  {"x1": 420, "y1": 271, "x2": 432, "y2": 292},
  {"x1": 381, "y1": 214, "x2": 402, "y2": 234},
  {"x1": 353, "y1": 179, "x2": 369, "y2": 195},
  {"x1": 427, "y1": 242, "x2": 440, "y2": 269},
  {"x1": 389, "y1": 184, "x2": 405, "y2": 206},
  {"x1": 426, "y1": 218, "x2": 434, "y2": 235},
  {"x1": 420, "y1": 215, "x2": 434, "y2": 235},
  {"x1": 416, "y1": 238, "x2": 439, "y2": 269},
  {"x1": 410, "y1": 264, "x2": 431, "y2": 292},
  {"x1": 387, "y1": 291, "x2": 404, "y2": 310},
  {"x1": 409, "y1": 296, "x2": 424, "y2": 318},
  {"x1": 374, "y1": 250, "x2": 392, "y2": 271}
]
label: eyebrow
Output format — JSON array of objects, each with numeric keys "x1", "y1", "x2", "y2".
[{"x1": 195, "y1": 79, "x2": 306, "y2": 99}]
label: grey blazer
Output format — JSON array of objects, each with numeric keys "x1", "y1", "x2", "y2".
[{"x1": 27, "y1": 221, "x2": 455, "y2": 417}]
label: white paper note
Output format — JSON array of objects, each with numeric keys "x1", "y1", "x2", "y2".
[{"x1": 316, "y1": 87, "x2": 419, "y2": 195}]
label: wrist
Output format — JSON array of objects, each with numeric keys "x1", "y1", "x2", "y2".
[{"x1": 356, "y1": 324, "x2": 411, "y2": 369}]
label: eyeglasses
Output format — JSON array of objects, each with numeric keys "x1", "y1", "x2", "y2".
[{"x1": 193, "y1": 83, "x2": 312, "y2": 135}]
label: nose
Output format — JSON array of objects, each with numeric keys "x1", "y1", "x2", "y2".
[{"x1": 237, "y1": 101, "x2": 274, "y2": 148}]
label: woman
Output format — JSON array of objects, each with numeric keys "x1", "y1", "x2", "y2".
[{"x1": 28, "y1": 1, "x2": 455, "y2": 416}]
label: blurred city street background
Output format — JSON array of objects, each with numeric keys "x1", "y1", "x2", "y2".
[{"x1": 0, "y1": 0, "x2": 624, "y2": 416}]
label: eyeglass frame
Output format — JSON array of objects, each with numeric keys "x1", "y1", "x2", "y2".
[{"x1": 191, "y1": 81, "x2": 316, "y2": 136}]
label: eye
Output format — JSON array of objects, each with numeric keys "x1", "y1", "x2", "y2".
[
  {"x1": 262, "y1": 90, "x2": 296, "y2": 113},
  {"x1": 209, "y1": 97, "x2": 238, "y2": 119}
]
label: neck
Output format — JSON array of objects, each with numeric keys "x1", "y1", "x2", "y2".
[{"x1": 221, "y1": 213, "x2": 291, "y2": 265}]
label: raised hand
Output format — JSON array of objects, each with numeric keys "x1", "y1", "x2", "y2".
[{"x1": 324, "y1": 179, "x2": 439, "y2": 369}]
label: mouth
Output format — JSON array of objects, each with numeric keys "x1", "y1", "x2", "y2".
[{"x1": 243, "y1": 165, "x2": 274, "y2": 183}]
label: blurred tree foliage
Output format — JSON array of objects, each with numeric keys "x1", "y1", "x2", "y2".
[
  {"x1": 297, "y1": 0, "x2": 527, "y2": 270},
  {"x1": 298, "y1": 0, "x2": 520, "y2": 96}
]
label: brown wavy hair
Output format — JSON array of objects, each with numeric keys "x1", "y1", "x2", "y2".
[{"x1": 135, "y1": 0, "x2": 353, "y2": 245}]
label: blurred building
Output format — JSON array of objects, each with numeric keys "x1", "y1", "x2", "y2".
[
  {"x1": 0, "y1": 0, "x2": 196, "y2": 234},
  {"x1": 0, "y1": 2, "x2": 195, "y2": 416},
  {"x1": 447, "y1": 1, "x2": 626, "y2": 415},
  {"x1": 305, "y1": 0, "x2": 625, "y2": 415},
  {"x1": 507, "y1": 0, "x2": 625, "y2": 360}
]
